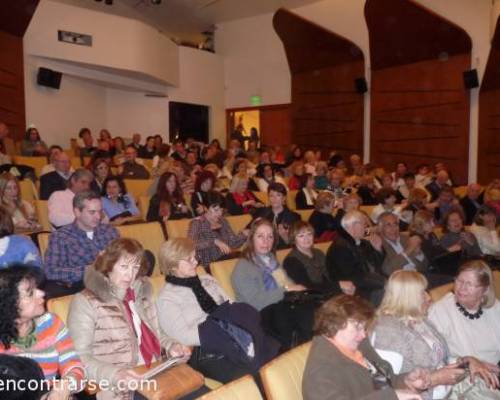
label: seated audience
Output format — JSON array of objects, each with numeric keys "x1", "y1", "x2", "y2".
[
  {"x1": 90, "y1": 157, "x2": 111, "y2": 194},
  {"x1": 48, "y1": 168, "x2": 93, "y2": 228},
  {"x1": 21, "y1": 126, "x2": 48, "y2": 156},
  {"x1": 171, "y1": 139, "x2": 188, "y2": 162},
  {"x1": 130, "y1": 132, "x2": 142, "y2": 152},
  {"x1": 460, "y1": 183, "x2": 483, "y2": 225},
  {"x1": 400, "y1": 188, "x2": 431, "y2": 224},
  {"x1": 398, "y1": 172, "x2": 417, "y2": 200},
  {"x1": 470, "y1": 205, "x2": 500, "y2": 259},
  {"x1": 40, "y1": 152, "x2": 72, "y2": 200},
  {"x1": 283, "y1": 221, "x2": 355, "y2": 296},
  {"x1": 391, "y1": 162, "x2": 408, "y2": 191},
  {"x1": 68, "y1": 238, "x2": 203, "y2": 400},
  {"x1": 324, "y1": 168, "x2": 345, "y2": 197},
  {"x1": 0, "y1": 172, "x2": 41, "y2": 232},
  {"x1": 287, "y1": 161, "x2": 305, "y2": 191},
  {"x1": 157, "y1": 238, "x2": 279, "y2": 383},
  {"x1": 429, "y1": 260, "x2": 500, "y2": 398},
  {"x1": 309, "y1": 191, "x2": 339, "y2": 242},
  {"x1": 188, "y1": 191, "x2": 247, "y2": 267},
  {"x1": 0, "y1": 207, "x2": 42, "y2": 268},
  {"x1": 432, "y1": 185, "x2": 459, "y2": 224},
  {"x1": 78, "y1": 127, "x2": 96, "y2": 158},
  {"x1": 326, "y1": 210, "x2": 385, "y2": 305},
  {"x1": 232, "y1": 219, "x2": 313, "y2": 349},
  {"x1": 416, "y1": 164, "x2": 433, "y2": 188},
  {"x1": 226, "y1": 175, "x2": 263, "y2": 216},
  {"x1": 118, "y1": 145, "x2": 150, "y2": 180},
  {"x1": 372, "y1": 271, "x2": 473, "y2": 400},
  {"x1": 313, "y1": 161, "x2": 329, "y2": 190},
  {"x1": 0, "y1": 265, "x2": 85, "y2": 399},
  {"x1": 41, "y1": 145, "x2": 64, "y2": 176},
  {"x1": 44, "y1": 191, "x2": 119, "y2": 298},
  {"x1": 426, "y1": 170, "x2": 451, "y2": 202},
  {"x1": 101, "y1": 176, "x2": 141, "y2": 225},
  {"x1": 357, "y1": 174, "x2": 379, "y2": 205},
  {"x1": 138, "y1": 135, "x2": 156, "y2": 159},
  {"x1": 191, "y1": 170, "x2": 215, "y2": 216},
  {"x1": 147, "y1": 171, "x2": 191, "y2": 222},
  {"x1": 295, "y1": 173, "x2": 318, "y2": 210},
  {"x1": 302, "y1": 294, "x2": 429, "y2": 400},
  {"x1": 255, "y1": 163, "x2": 286, "y2": 193},
  {"x1": 440, "y1": 208, "x2": 482, "y2": 267},
  {"x1": 252, "y1": 182, "x2": 300, "y2": 249},
  {"x1": 370, "y1": 188, "x2": 402, "y2": 224},
  {"x1": 484, "y1": 183, "x2": 500, "y2": 218}
]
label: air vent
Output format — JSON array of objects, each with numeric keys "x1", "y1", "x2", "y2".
[{"x1": 58, "y1": 30, "x2": 92, "y2": 46}]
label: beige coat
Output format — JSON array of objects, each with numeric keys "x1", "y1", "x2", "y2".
[{"x1": 68, "y1": 265, "x2": 177, "y2": 400}]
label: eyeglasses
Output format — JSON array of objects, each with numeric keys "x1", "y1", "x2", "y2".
[{"x1": 455, "y1": 279, "x2": 482, "y2": 289}]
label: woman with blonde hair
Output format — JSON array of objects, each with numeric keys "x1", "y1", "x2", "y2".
[
  {"x1": 372, "y1": 270, "x2": 493, "y2": 399},
  {"x1": 226, "y1": 174, "x2": 263, "y2": 216},
  {"x1": 0, "y1": 173, "x2": 40, "y2": 232}
]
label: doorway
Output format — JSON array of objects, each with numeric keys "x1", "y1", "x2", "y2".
[
  {"x1": 228, "y1": 109, "x2": 260, "y2": 149},
  {"x1": 169, "y1": 101, "x2": 209, "y2": 143}
]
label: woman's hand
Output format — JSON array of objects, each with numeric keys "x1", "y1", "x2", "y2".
[
  {"x1": 168, "y1": 343, "x2": 192, "y2": 359},
  {"x1": 243, "y1": 200, "x2": 256, "y2": 207},
  {"x1": 404, "y1": 368, "x2": 431, "y2": 392},
  {"x1": 395, "y1": 390, "x2": 423, "y2": 400},
  {"x1": 430, "y1": 364, "x2": 466, "y2": 386},
  {"x1": 180, "y1": 205, "x2": 189, "y2": 213},
  {"x1": 214, "y1": 239, "x2": 231, "y2": 254},
  {"x1": 463, "y1": 356, "x2": 500, "y2": 389},
  {"x1": 368, "y1": 233, "x2": 383, "y2": 252},
  {"x1": 459, "y1": 232, "x2": 474, "y2": 246},
  {"x1": 447, "y1": 243, "x2": 462, "y2": 252},
  {"x1": 339, "y1": 281, "x2": 356, "y2": 295}
]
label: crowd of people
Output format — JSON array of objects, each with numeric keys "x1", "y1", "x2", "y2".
[{"x1": 0, "y1": 123, "x2": 499, "y2": 399}]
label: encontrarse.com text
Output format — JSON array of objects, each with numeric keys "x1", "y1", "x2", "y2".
[{"x1": 0, "y1": 378, "x2": 158, "y2": 393}]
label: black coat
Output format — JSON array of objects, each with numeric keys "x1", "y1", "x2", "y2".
[
  {"x1": 40, "y1": 171, "x2": 69, "y2": 200},
  {"x1": 460, "y1": 196, "x2": 482, "y2": 225},
  {"x1": 253, "y1": 206, "x2": 301, "y2": 249}
]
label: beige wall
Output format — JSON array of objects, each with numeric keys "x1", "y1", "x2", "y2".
[{"x1": 217, "y1": 0, "x2": 492, "y2": 182}]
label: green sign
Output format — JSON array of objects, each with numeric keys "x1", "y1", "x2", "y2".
[{"x1": 250, "y1": 95, "x2": 262, "y2": 106}]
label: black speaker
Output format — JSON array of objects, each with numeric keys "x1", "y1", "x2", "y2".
[
  {"x1": 354, "y1": 77, "x2": 367, "y2": 94},
  {"x1": 37, "y1": 68, "x2": 62, "y2": 89},
  {"x1": 463, "y1": 69, "x2": 479, "y2": 89}
]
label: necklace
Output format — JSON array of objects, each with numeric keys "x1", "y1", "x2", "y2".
[{"x1": 456, "y1": 302, "x2": 483, "y2": 320}]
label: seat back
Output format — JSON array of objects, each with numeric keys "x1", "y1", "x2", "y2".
[
  {"x1": 138, "y1": 196, "x2": 150, "y2": 220},
  {"x1": 35, "y1": 200, "x2": 51, "y2": 231},
  {"x1": 197, "y1": 375, "x2": 263, "y2": 400},
  {"x1": 116, "y1": 222, "x2": 165, "y2": 276},
  {"x1": 226, "y1": 214, "x2": 252, "y2": 233},
  {"x1": 493, "y1": 271, "x2": 500, "y2": 299},
  {"x1": 166, "y1": 218, "x2": 192, "y2": 239},
  {"x1": 429, "y1": 282, "x2": 454, "y2": 302},
  {"x1": 13, "y1": 156, "x2": 46, "y2": 177},
  {"x1": 46, "y1": 294, "x2": 74, "y2": 325},
  {"x1": 359, "y1": 205, "x2": 376, "y2": 218},
  {"x1": 38, "y1": 232, "x2": 50, "y2": 258},
  {"x1": 124, "y1": 179, "x2": 153, "y2": 201},
  {"x1": 315, "y1": 241, "x2": 332, "y2": 254},
  {"x1": 296, "y1": 209, "x2": 313, "y2": 221},
  {"x1": 252, "y1": 191, "x2": 268, "y2": 205},
  {"x1": 19, "y1": 179, "x2": 38, "y2": 201},
  {"x1": 210, "y1": 258, "x2": 239, "y2": 300},
  {"x1": 260, "y1": 341, "x2": 312, "y2": 400},
  {"x1": 287, "y1": 190, "x2": 298, "y2": 210}
]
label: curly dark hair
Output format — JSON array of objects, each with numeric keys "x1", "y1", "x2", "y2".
[
  {"x1": 0, "y1": 266, "x2": 44, "y2": 349},
  {"x1": 102, "y1": 175, "x2": 130, "y2": 206}
]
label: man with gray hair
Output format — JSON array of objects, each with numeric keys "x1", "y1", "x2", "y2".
[
  {"x1": 44, "y1": 190, "x2": 119, "y2": 298},
  {"x1": 48, "y1": 168, "x2": 94, "y2": 228},
  {"x1": 325, "y1": 210, "x2": 386, "y2": 305}
]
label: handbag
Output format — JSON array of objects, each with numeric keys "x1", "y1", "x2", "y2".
[{"x1": 134, "y1": 361, "x2": 204, "y2": 400}]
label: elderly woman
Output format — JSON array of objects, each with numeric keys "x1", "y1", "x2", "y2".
[
  {"x1": 372, "y1": 271, "x2": 474, "y2": 400},
  {"x1": 231, "y1": 218, "x2": 313, "y2": 349},
  {"x1": 470, "y1": 205, "x2": 500, "y2": 259},
  {"x1": 0, "y1": 172, "x2": 41, "y2": 232},
  {"x1": 226, "y1": 175, "x2": 263, "y2": 216},
  {"x1": 0, "y1": 265, "x2": 85, "y2": 400},
  {"x1": 303, "y1": 295, "x2": 427, "y2": 400},
  {"x1": 283, "y1": 221, "x2": 355, "y2": 296},
  {"x1": 68, "y1": 238, "x2": 195, "y2": 400},
  {"x1": 188, "y1": 191, "x2": 247, "y2": 267},
  {"x1": 428, "y1": 260, "x2": 500, "y2": 398},
  {"x1": 157, "y1": 237, "x2": 278, "y2": 383},
  {"x1": 101, "y1": 176, "x2": 141, "y2": 225},
  {"x1": 295, "y1": 173, "x2": 318, "y2": 210}
]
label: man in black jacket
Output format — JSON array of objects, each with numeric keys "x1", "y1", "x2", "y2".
[
  {"x1": 39, "y1": 152, "x2": 72, "y2": 200},
  {"x1": 326, "y1": 210, "x2": 386, "y2": 305},
  {"x1": 460, "y1": 183, "x2": 483, "y2": 225}
]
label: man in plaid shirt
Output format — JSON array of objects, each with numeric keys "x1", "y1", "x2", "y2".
[{"x1": 43, "y1": 190, "x2": 119, "y2": 298}]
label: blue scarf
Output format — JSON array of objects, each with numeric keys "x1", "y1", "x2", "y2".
[{"x1": 253, "y1": 253, "x2": 280, "y2": 290}]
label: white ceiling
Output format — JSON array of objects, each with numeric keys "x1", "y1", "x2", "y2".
[{"x1": 50, "y1": 0, "x2": 323, "y2": 44}]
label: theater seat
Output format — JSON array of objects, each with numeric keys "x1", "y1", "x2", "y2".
[
  {"x1": 35, "y1": 200, "x2": 51, "y2": 231},
  {"x1": 494, "y1": 271, "x2": 500, "y2": 299},
  {"x1": 138, "y1": 196, "x2": 150, "y2": 220},
  {"x1": 210, "y1": 258, "x2": 239, "y2": 300},
  {"x1": 260, "y1": 341, "x2": 312, "y2": 400},
  {"x1": 315, "y1": 241, "x2": 332, "y2": 254},
  {"x1": 197, "y1": 375, "x2": 262, "y2": 400},
  {"x1": 116, "y1": 222, "x2": 165, "y2": 276},
  {"x1": 226, "y1": 214, "x2": 252, "y2": 233},
  {"x1": 252, "y1": 191, "x2": 268, "y2": 205},
  {"x1": 166, "y1": 218, "x2": 192, "y2": 239},
  {"x1": 13, "y1": 156, "x2": 46, "y2": 177},
  {"x1": 287, "y1": 190, "x2": 298, "y2": 210},
  {"x1": 429, "y1": 282, "x2": 454, "y2": 302},
  {"x1": 296, "y1": 209, "x2": 313, "y2": 221},
  {"x1": 19, "y1": 179, "x2": 38, "y2": 201},
  {"x1": 38, "y1": 232, "x2": 50, "y2": 257},
  {"x1": 124, "y1": 179, "x2": 153, "y2": 201},
  {"x1": 47, "y1": 294, "x2": 74, "y2": 325}
]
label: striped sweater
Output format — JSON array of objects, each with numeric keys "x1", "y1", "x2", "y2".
[{"x1": 0, "y1": 312, "x2": 85, "y2": 382}]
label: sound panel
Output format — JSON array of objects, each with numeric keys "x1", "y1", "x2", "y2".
[
  {"x1": 366, "y1": 0, "x2": 471, "y2": 184},
  {"x1": 273, "y1": 8, "x2": 364, "y2": 160}
]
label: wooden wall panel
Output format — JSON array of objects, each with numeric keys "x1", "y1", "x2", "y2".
[
  {"x1": 478, "y1": 16, "x2": 500, "y2": 184},
  {"x1": 260, "y1": 105, "x2": 292, "y2": 148},
  {"x1": 273, "y1": 8, "x2": 364, "y2": 160},
  {"x1": 366, "y1": 0, "x2": 472, "y2": 184},
  {"x1": 0, "y1": 31, "x2": 26, "y2": 142}
]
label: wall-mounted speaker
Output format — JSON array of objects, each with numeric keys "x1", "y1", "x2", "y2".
[
  {"x1": 463, "y1": 69, "x2": 479, "y2": 89},
  {"x1": 37, "y1": 68, "x2": 62, "y2": 89},
  {"x1": 354, "y1": 77, "x2": 367, "y2": 94}
]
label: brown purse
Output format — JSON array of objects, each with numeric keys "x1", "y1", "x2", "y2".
[{"x1": 134, "y1": 362, "x2": 204, "y2": 400}]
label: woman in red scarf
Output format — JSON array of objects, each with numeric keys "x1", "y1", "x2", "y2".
[
  {"x1": 67, "y1": 238, "x2": 197, "y2": 400},
  {"x1": 226, "y1": 174, "x2": 264, "y2": 216}
]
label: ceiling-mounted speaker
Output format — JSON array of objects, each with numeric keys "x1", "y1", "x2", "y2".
[
  {"x1": 354, "y1": 77, "x2": 368, "y2": 94},
  {"x1": 463, "y1": 69, "x2": 479, "y2": 89},
  {"x1": 37, "y1": 68, "x2": 62, "y2": 89}
]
